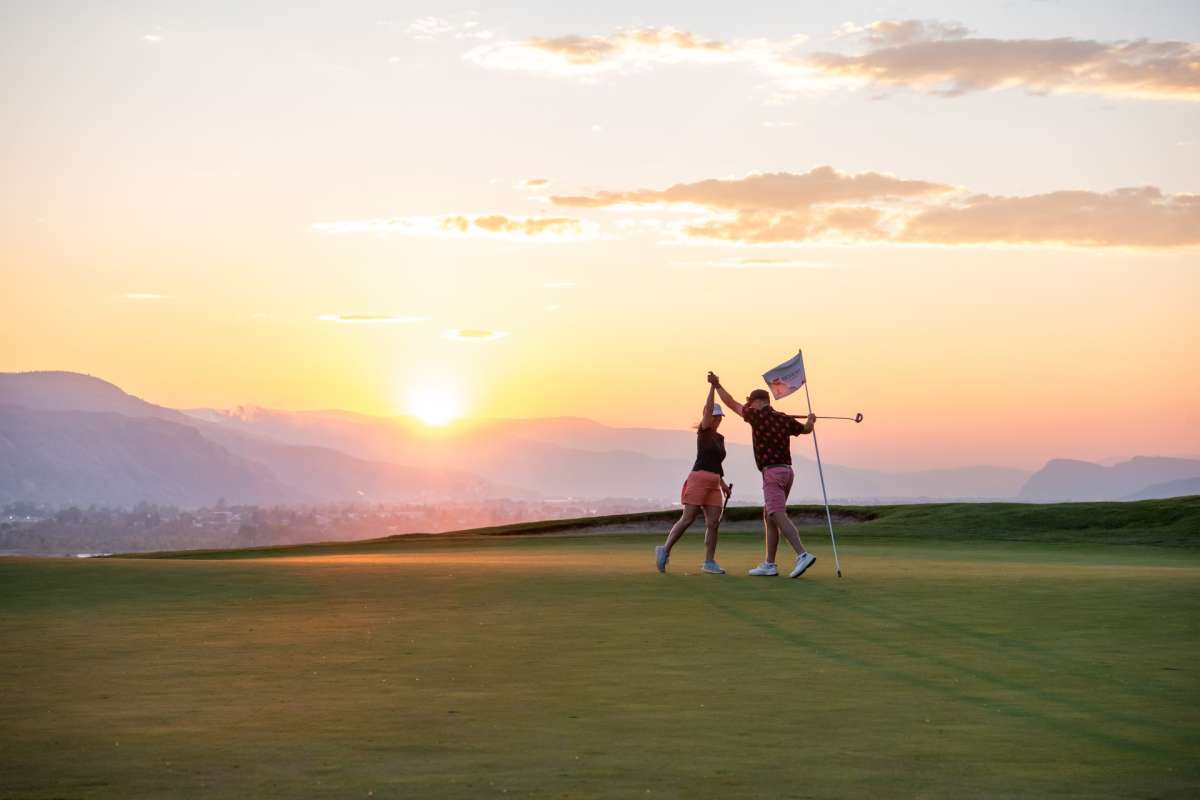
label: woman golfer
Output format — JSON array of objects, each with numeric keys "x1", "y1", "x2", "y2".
[{"x1": 655, "y1": 382, "x2": 731, "y2": 574}]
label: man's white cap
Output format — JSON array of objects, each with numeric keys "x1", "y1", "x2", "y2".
[{"x1": 711, "y1": 403, "x2": 724, "y2": 416}]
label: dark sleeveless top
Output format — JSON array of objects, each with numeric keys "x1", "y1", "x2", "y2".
[{"x1": 692, "y1": 428, "x2": 726, "y2": 476}]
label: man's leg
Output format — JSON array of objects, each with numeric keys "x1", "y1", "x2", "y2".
[
  {"x1": 750, "y1": 469, "x2": 785, "y2": 576},
  {"x1": 769, "y1": 510, "x2": 807, "y2": 556},
  {"x1": 763, "y1": 508, "x2": 780, "y2": 563}
]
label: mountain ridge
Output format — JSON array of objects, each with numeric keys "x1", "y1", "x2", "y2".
[{"x1": 2, "y1": 371, "x2": 1195, "y2": 506}]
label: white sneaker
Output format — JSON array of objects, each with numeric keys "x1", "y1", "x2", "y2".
[
  {"x1": 701, "y1": 560, "x2": 725, "y2": 574},
  {"x1": 790, "y1": 551, "x2": 817, "y2": 578},
  {"x1": 655, "y1": 545, "x2": 669, "y2": 573},
  {"x1": 748, "y1": 561, "x2": 778, "y2": 577}
]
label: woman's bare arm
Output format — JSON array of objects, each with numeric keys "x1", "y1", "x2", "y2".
[
  {"x1": 700, "y1": 384, "x2": 717, "y2": 429},
  {"x1": 708, "y1": 372, "x2": 744, "y2": 416}
]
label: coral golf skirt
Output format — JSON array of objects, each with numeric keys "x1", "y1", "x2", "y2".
[{"x1": 681, "y1": 470, "x2": 724, "y2": 507}]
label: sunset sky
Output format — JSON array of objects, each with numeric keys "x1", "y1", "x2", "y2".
[{"x1": 3, "y1": 1, "x2": 1198, "y2": 470}]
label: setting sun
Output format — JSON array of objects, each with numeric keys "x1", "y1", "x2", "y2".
[{"x1": 406, "y1": 382, "x2": 465, "y2": 427}]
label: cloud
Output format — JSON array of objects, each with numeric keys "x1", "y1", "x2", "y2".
[
  {"x1": 838, "y1": 19, "x2": 971, "y2": 47},
  {"x1": 551, "y1": 166, "x2": 1200, "y2": 248},
  {"x1": 465, "y1": 26, "x2": 788, "y2": 79},
  {"x1": 552, "y1": 166, "x2": 950, "y2": 243},
  {"x1": 553, "y1": 166, "x2": 950, "y2": 210},
  {"x1": 313, "y1": 214, "x2": 592, "y2": 241},
  {"x1": 804, "y1": 27, "x2": 1200, "y2": 99},
  {"x1": 446, "y1": 329, "x2": 509, "y2": 341},
  {"x1": 524, "y1": 178, "x2": 550, "y2": 187},
  {"x1": 681, "y1": 207, "x2": 893, "y2": 244},
  {"x1": 406, "y1": 15, "x2": 493, "y2": 41},
  {"x1": 318, "y1": 314, "x2": 428, "y2": 325},
  {"x1": 467, "y1": 215, "x2": 582, "y2": 236},
  {"x1": 675, "y1": 257, "x2": 840, "y2": 269},
  {"x1": 461, "y1": 19, "x2": 1199, "y2": 101},
  {"x1": 899, "y1": 187, "x2": 1200, "y2": 247}
]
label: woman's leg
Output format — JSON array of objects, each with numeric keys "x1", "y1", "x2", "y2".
[
  {"x1": 664, "y1": 505, "x2": 700, "y2": 552},
  {"x1": 701, "y1": 505, "x2": 722, "y2": 561}
]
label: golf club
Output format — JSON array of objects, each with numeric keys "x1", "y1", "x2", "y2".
[
  {"x1": 718, "y1": 482, "x2": 733, "y2": 522},
  {"x1": 787, "y1": 412, "x2": 864, "y2": 423}
]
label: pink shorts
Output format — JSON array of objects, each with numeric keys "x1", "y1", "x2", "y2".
[
  {"x1": 681, "y1": 470, "x2": 724, "y2": 507},
  {"x1": 761, "y1": 465, "x2": 794, "y2": 515}
]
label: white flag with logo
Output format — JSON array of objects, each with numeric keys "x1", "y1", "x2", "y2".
[{"x1": 763, "y1": 352, "x2": 806, "y2": 400}]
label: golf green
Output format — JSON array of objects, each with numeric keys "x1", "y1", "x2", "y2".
[{"x1": 2, "y1": 521, "x2": 1198, "y2": 798}]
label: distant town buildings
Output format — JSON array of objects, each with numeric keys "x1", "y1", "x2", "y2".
[{"x1": 0, "y1": 497, "x2": 675, "y2": 556}]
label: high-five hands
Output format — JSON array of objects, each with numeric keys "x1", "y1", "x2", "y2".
[{"x1": 707, "y1": 371, "x2": 720, "y2": 387}]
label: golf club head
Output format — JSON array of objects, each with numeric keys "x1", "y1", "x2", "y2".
[{"x1": 854, "y1": 413, "x2": 864, "y2": 423}]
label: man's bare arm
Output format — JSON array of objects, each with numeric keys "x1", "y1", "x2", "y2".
[{"x1": 786, "y1": 412, "x2": 817, "y2": 434}]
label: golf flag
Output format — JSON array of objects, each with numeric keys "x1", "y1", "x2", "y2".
[{"x1": 763, "y1": 352, "x2": 806, "y2": 400}]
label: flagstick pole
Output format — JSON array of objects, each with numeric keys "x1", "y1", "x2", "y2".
[{"x1": 801, "y1": 355, "x2": 843, "y2": 578}]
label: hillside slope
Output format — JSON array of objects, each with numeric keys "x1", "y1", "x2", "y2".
[
  {"x1": 1019, "y1": 456, "x2": 1200, "y2": 501},
  {"x1": 0, "y1": 373, "x2": 502, "y2": 506},
  {"x1": 137, "y1": 496, "x2": 1200, "y2": 559},
  {"x1": 0, "y1": 371, "x2": 184, "y2": 419},
  {"x1": 0, "y1": 407, "x2": 289, "y2": 506}
]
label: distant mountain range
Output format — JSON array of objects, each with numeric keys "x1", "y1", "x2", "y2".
[
  {"x1": 1017, "y1": 457, "x2": 1200, "y2": 502},
  {"x1": 1, "y1": 371, "x2": 1196, "y2": 508},
  {"x1": 182, "y1": 404, "x2": 1037, "y2": 502},
  {"x1": 0, "y1": 372, "x2": 498, "y2": 507}
]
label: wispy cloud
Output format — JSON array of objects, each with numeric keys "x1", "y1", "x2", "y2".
[
  {"x1": 553, "y1": 166, "x2": 949, "y2": 243},
  {"x1": 551, "y1": 166, "x2": 1200, "y2": 248},
  {"x1": 406, "y1": 15, "x2": 493, "y2": 41},
  {"x1": 462, "y1": 20, "x2": 1200, "y2": 101},
  {"x1": 465, "y1": 26, "x2": 793, "y2": 79},
  {"x1": 141, "y1": 34, "x2": 163, "y2": 44},
  {"x1": 552, "y1": 167, "x2": 949, "y2": 210},
  {"x1": 803, "y1": 27, "x2": 1200, "y2": 100},
  {"x1": 313, "y1": 214, "x2": 593, "y2": 241},
  {"x1": 675, "y1": 257, "x2": 840, "y2": 269},
  {"x1": 899, "y1": 187, "x2": 1200, "y2": 247},
  {"x1": 445, "y1": 329, "x2": 509, "y2": 341},
  {"x1": 836, "y1": 19, "x2": 971, "y2": 46},
  {"x1": 318, "y1": 314, "x2": 428, "y2": 325}
]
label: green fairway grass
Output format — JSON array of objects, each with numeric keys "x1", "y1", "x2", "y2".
[{"x1": 2, "y1": 501, "x2": 1199, "y2": 798}]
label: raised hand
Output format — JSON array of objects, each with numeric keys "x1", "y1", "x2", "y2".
[{"x1": 707, "y1": 371, "x2": 720, "y2": 387}]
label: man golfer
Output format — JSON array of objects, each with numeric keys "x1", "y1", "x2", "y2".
[{"x1": 708, "y1": 371, "x2": 818, "y2": 578}]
